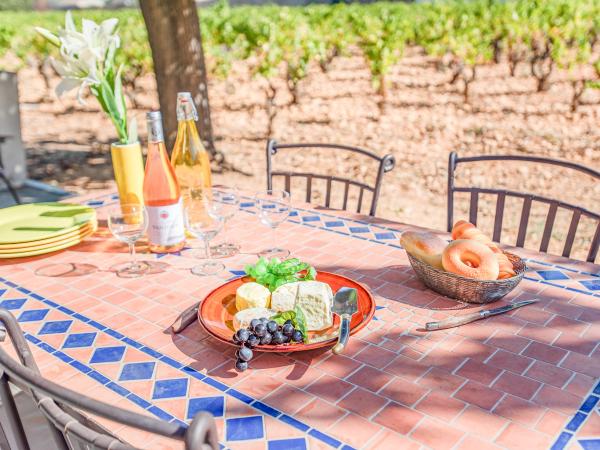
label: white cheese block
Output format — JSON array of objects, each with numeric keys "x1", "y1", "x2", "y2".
[
  {"x1": 271, "y1": 282, "x2": 300, "y2": 312},
  {"x1": 235, "y1": 282, "x2": 271, "y2": 311},
  {"x1": 233, "y1": 307, "x2": 275, "y2": 331},
  {"x1": 296, "y1": 281, "x2": 333, "y2": 331}
]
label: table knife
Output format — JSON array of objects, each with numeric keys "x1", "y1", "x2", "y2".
[
  {"x1": 425, "y1": 300, "x2": 537, "y2": 331},
  {"x1": 331, "y1": 287, "x2": 358, "y2": 354},
  {"x1": 171, "y1": 302, "x2": 200, "y2": 334}
]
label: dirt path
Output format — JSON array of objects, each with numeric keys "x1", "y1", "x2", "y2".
[{"x1": 14, "y1": 47, "x2": 600, "y2": 261}]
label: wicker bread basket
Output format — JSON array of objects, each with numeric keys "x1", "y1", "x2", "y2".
[{"x1": 406, "y1": 252, "x2": 526, "y2": 304}]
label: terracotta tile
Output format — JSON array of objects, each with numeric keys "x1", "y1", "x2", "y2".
[
  {"x1": 234, "y1": 374, "x2": 282, "y2": 399},
  {"x1": 451, "y1": 338, "x2": 496, "y2": 363},
  {"x1": 453, "y1": 405, "x2": 508, "y2": 439},
  {"x1": 295, "y1": 398, "x2": 346, "y2": 430},
  {"x1": 354, "y1": 344, "x2": 397, "y2": 369},
  {"x1": 379, "y1": 377, "x2": 428, "y2": 407},
  {"x1": 517, "y1": 323, "x2": 560, "y2": 345},
  {"x1": 524, "y1": 360, "x2": 572, "y2": 388},
  {"x1": 492, "y1": 372, "x2": 541, "y2": 400},
  {"x1": 456, "y1": 359, "x2": 502, "y2": 386},
  {"x1": 546, "y1": 315, "x2": 589, "y2": 335},
  {"x1": 263, "y1": 416, "x2": 304, "y2": 441},
  {"x1": 456, "y1": 435, "x2": 503, "y2": 450},
  {"x1": 306, "y1": 374, "x2": 353, "y2": 403},
  {"x1": 306, "y1": 436, "x2": 334, "y2": 450},
  {"x1": 347, "y1": 365, "x2": 393, "y2": 393},
  {"x1": 338, "y1": 387, "x2": 388, "y2": 419},
  {"x1": 316, "y1": 354, "x2": 362, "y2": 379},
  {"x1": 486, "y1": 349, "x2": 534, "y2": 374},
  {"x1": 328, "y1": 413, "x2": 382, "y2": 448},
  {"x1": 511, "y1": 304, "x2": 554, "y2": 325},
  {"x1": 533, "y1": 384, "x2": 583, "y2": 415},
  {"x1": 492, "y1": 395, "x2": 545, "y2": 426},
  {"x1": 366, "y1": 428, "x2": 421, "y2": 450},
  {"x1": 560, "y1": 352, "x2": 600, "y2": 378},
  {"x1": 418, "y1": 367, "x2": 466, "y2": 394},
  {"x1": 535, "y1": 409, "x2": 568, "y2": 436},
  {"x1": 553, "y1": 331, "x2": 597, "y2": 356},
  {"x1": 454, "y1": 381, "x2": 503, "y2": 410},
  {"x1": 578, "y1": 409, "x2": 600, "y2": 436},
  {"x1": 410, "y1": 417, "x2": 465, "y2": 450},
  {"x1": 373, "y1": 401, "x2": 423, "y2": 435},
  {"x1": 415, "y1": 390, "x2": 466, "y2": 422},
  {"x1": 522, "y1": 341, "x2": 567, "y2": 365},
  {"x1": 564, "y1": 373, "x2": 596, "y2": 398},
  {"x1": 495, "y1": 422, "x2": 553, "y2": 450},
  {"x1": 263, "y1": 384, "x2": 314, "y2": 415}
]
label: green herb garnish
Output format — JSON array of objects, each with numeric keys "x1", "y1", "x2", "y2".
[
  {"x1": 244, "y1": 257, "x2": 316, "y2": 292},
  {"x1": 269, "y1": 305, "x2": 308, "y2": 342}
]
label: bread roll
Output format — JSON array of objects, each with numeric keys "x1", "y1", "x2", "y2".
[{"x1": 400, "y1": 231, "x2": 447, "y2": 270}]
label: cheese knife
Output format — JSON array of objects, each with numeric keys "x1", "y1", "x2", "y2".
[
  {"x1": 171, "y1": 302, "x2": 200, "y2": 334},
  {"x1": 425, "y1": 299, "x2": 537, "y2": 331},
  {"x1": 332, "y1": 287, "x2": 358, "y2": 355}
]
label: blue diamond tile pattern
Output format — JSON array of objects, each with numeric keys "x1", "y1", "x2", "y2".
[
  {"x1": 580, "y1": 280, "x2": 600, "y2": 291},
  {"x1": 39, "y1": 320, "x2": 72, "y2": 335},
  {"x1": 90, "y1": 346, "x2": 126, "y2": 364},
  {"x1": 153, "y1": 378, "x2": 188, "y2": 399},
  {"x1": 537, "y1": 270, "x2": 570, "y2": 281},
  {"x1": 374, "y1": 232, "x2": 395, "y2": 240},
  {"x1": 187, "y1": 396, "x2": 225, "y2": 419},
  {"x1": 0, "y1": 298, "x2": 27, "y2": 310},
  {"x1": 63, "y1": 332, "x2": 96, "y2": 348},
  {"x1": 324, "y1": 221, "x2": 344, "y2": 227},
  {"x1": 226, "y1": 416, "x2": 264, "y2": 441},
  {"x1": 579, "y1": 440, "x2": 600, "y2": 450},
  {"x1": 268, "y1": 438, "x2": 307, "y2": 450},
  {"x1": 119, "y1": 362, "x2": 155, "y2": 381},
  {"x1": 18, "y1": 309, "x2": 49, "y2": 322},
  {"x1": 302, "y1": 216, "x2": 320, "y2": 222},
  {"x1": 349, "y1": 226, "x2": 370, "y2": 233}
]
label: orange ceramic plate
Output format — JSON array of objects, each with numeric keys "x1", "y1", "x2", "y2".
[{"x1": 198, "y1": 272, "x2": 376, "y2": 352}]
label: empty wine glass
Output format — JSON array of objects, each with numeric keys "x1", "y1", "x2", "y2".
[
  {"x1": 107, "y1": 204, "x2": 149, "y2": 278},
  {"x1": 256, "y1": 189, "x2": 291, "y2": 258},
  {"x1": 184, "y1": 201, "x2": 225, "y2": 276},
  {"x1": 193, "y1": 186, "x2": 240, "y2": 257}
]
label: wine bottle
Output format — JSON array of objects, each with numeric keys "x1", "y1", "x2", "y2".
[
  {"x1": 143, "y1": 111, "x2": 186, "y2": 253},
  {"x1": 171, "y1": 92, "x2": 212, "y2": 198}
]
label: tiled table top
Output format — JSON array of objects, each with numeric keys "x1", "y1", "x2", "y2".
[{"x1": 0, "y1": 190, "x2": 599, "y2": 450}]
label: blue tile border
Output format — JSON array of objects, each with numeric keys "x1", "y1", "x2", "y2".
[{"x1": 0, "y1": 277, "x2": 354, "y2": 449}]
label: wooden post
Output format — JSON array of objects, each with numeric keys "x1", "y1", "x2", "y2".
[{"x1": 139, "y1": 0, "x2": 216, "y2": 157}]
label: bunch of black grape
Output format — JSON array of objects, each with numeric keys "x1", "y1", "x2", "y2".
[{"x1": 233, "y1": 317, "x2": 304, "y2": 371}]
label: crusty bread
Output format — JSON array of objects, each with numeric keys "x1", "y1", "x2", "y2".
[{"x1": 400, "y1": 231, "x2": 447, "y2": 270}]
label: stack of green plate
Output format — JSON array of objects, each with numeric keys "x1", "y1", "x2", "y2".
[{"x1": 0, "y1": 203, "x2": 97, "y2": 259}]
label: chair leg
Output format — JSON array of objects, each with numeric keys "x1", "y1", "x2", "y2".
[
  {"x1": 0, "y1": 373, "x2": 29, "y2": 449},
  {"x1": 0, "y1": 170, "x2": 21, "y2": 205}
]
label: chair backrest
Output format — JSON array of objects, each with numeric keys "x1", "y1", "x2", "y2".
[
  {"x1": 266, "y1": 140, "x2": 395, "y2": 217},
  {"x1": 447, "y1": 152, "x2": 600, "y2": 263},
  {"x1": 0, "y1": 309, "x2": 218, "y2": 450}
]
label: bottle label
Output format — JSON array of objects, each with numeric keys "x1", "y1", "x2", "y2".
[{"x1": 146, "y1": 199, "x2": 185, "y2": 247}]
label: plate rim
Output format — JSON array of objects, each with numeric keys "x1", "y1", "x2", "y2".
[
  {"x1": 197, "y1": 271, "x2": 376, "y2": 352},
  {"x1": 0, "y1": 226, "x2": 96, "y2": 259}
]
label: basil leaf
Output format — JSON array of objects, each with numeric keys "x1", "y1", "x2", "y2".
[
  {"x1": 293, "y1": 305, "x2": 308, "y2": 342},
  {"x1": 270, "y1": 310, "x2": 295, "y2": 325}
]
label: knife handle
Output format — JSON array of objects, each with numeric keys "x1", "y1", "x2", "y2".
[
  {"x1": 171, "y1": 304, "x2": 200, "y2": 334},
  {"x1": 332, "y1": 314, "x2": 351, "y2": 354},
  {"x1": 425, "y1": 311, "x2": 483, "y2": 331}
]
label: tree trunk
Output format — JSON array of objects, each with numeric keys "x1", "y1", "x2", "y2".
[{"x1": 139, "y1": 0, "x2": 217, "y2": 158}]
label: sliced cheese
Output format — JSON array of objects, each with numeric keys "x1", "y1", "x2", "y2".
[
  {"x1": 271, "y1": 282, "x2": 299, "y2": 312},
  {"x1": 233, "y1": 307, "x2": 275, "y2": 331},
  {"x1": 296, "y1": 281, "x2": 333, "y2": 331},
  {"x1": 235, "y1": 282, "x2": 271, "y2": 311}
]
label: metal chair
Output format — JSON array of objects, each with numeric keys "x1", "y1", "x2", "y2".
[
  {"x1": 0, "y1": 135, "x2": 21, "y2": 205},
  {"x1": 447, "y1": 152, "x2": 600, "y2": 263},
  {"x1": 0, "y1": 309, "x2": 218, "y2": 450},
  {"x1": 266, "y1": 140, "x2": 395, "y2": 217}
]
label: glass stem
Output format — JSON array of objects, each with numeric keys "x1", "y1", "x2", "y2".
[
  {"x1": 272, "y1": 225, "x2": 278, "y2": 250},
  {"x1": 129, "y1": 242, "x2": 137, "y2": 268},
  {"x1": 204, "y1": 238, "x2": 211, "y2": 260}
]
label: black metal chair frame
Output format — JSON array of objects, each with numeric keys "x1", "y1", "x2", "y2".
[
  {"x1": 0, "y1": 309, "x2": 218, "y2": 450},
  {"x1": 266, "y1": 140, "x2": 395, "y2": 217},
  {"x1": 0, "y1": 135, "x2": 21, "y2": 205},
  {"x1": 447, "y1": 151, "x2": 600, "y2": 263}
]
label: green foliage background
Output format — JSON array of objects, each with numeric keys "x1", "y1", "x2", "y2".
[{"x1": 1, "y1": 0, "x2": 599, "y2": 98}]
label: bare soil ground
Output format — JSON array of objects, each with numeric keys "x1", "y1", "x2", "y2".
[{"x1": 11, "y1": 47, "x2": 600, "y2": 261}]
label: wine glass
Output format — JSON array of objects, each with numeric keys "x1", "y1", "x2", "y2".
[
  {"x1": 107, "y1": 204, "x2": 149, "y2": 278},
  {"x1": 256, "y1": 189, "x2": 291, "y2": 258},
  {"x1": 195, "y1": 187, "x2": 240, "y2": 257},
  {"x1": 184, "y1": 201, "x2": 225, "y2": 276}
]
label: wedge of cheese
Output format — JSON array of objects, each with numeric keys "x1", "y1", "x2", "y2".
[
  {"x1": 271, "y1": 281, "x2": 333, "y2": 331},
  {"x1": 235, "y1": 282, "x2": 271, "y2": 311},
  {"x1": 233, "y1": 307, "x2": 275, "y2": 330}
]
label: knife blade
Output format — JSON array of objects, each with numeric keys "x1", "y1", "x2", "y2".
[
  {"x1": 425, "y1": 300, "x2": 537, "y2": 331},
  {"x1": 331, "y1": 287, "x2": 358, "y2": 354}
]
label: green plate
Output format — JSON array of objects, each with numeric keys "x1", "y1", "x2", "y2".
[{"x1": 0, "y1": 203, "x2": 96, "y2": 245}]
